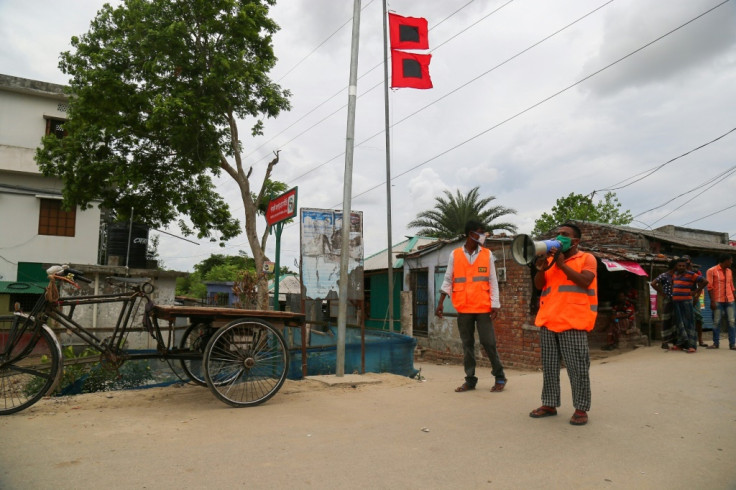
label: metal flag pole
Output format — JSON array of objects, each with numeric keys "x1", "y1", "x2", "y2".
[
  {"x1": 336, "y1": 0, "x2": 361, "y2": 377},
  {"x1": 382, "y1": 0, "x2": 394, "y2": 333}
]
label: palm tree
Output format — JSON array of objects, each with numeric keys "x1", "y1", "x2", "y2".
[{"x1": 408, "y1": 187, "x2": 518, "y2": 238}]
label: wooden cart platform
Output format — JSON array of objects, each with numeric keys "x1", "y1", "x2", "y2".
[{"x1": 153, "y1": 305, "x2": 308, "y2": 377}]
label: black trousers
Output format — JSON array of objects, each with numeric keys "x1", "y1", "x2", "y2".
[{"x1": 457, "y1": 312, "x2": 505, "y2": 386}]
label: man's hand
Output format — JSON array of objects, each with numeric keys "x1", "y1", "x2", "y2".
[
  {"x1": 490, "y1": 309, "x2": 498, "y2": 321},
  {"x1": 435, "y1": 303, "x2": 444, "y2": 318}
]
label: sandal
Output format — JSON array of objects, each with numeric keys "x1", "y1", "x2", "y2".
[
  {"x1": 699, "y1": 342, "x2": 708, "y2": 347},
  {"x1": 490, "y1": 379, "x2": 507, "y2": 392},
  {"x1": 669, "y1": 345, "x2": 682, "y2": 351},
  {"x1": 686, "y1": 348, "x2": 696, "y2": 353},
  {"x1": 570, "y1": 410, "x2": 588, "y2": 426},
  {"x1": 529, "y1": 406, "x2": 557, "y2": 418},
  {"x1": 455, "y1": 382, "x2": 475, "y2": 393}
]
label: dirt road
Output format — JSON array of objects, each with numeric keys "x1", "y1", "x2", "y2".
[{"x1": 1, "y1": 346, "x2": 735, "y2": 489}]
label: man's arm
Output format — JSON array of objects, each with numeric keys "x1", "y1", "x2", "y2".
[
  {"x1": 553, "y1": 251, "x2": 595, "y2": 289},
  {"x1": 489, "y1": 252, "x2": 500, "y2": 309}
]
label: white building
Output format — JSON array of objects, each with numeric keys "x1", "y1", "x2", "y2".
[{"x1": 0, "y1": 74, "x2": 101, "y2": 312}]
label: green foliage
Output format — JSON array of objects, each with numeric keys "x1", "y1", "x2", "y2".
[
  {"x1": 35, "y1": 0, "x2": 290, "y2": 242},
  {"x1": 531, "y1": 191, "x2": 633, "y2": 237},
  {"x1": 27, "y1": 346, "x2": 154, "y2": 396},
  {"x1": 194, "y1": 251, "x2": 256, "y2": 277},
  {"x1": 252, "y1": 179, "x2": 289, "y2": 215},
  {"x1": 407, "y1": 187, "x2": 518, "y2": 238}
]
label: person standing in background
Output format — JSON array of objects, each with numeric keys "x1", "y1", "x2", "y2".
[{"x1": 706, "y1": 254, "x2": 735, "y2": 350}]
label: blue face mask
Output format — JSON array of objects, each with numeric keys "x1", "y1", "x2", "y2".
[{"x1": 555, "y1": 235, "x2": 573, "y2": 252}]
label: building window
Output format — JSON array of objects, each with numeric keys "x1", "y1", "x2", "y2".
[
  {"x1": 44, "y1": 117, "x2": 67, "y2": 139},
  {"x1": 38, "y1": 199, "x2": 76, "y2": 237}
]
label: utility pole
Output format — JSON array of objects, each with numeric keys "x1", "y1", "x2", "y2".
[{"x1": 336, "y1": 0, "x2": 361, "y2": 377}]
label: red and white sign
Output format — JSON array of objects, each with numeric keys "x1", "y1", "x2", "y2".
[
  {"x1": 265, "y1": 187, "x2": 298, "y2": 226},
  {"x1": 600, "y1": 259, "x2": 648, "y2": 277}
]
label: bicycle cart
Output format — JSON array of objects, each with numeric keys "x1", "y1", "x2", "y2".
[{"x1": 0, "y1": 266, "x2": 305, "y2": 415}]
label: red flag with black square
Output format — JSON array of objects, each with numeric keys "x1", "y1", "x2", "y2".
[
  {"x1": 391, "y1": 50, "x2": 433, "y2": 89},
  {"x1": 388, "y1": 13, "x2": 429, "y2": 50}
]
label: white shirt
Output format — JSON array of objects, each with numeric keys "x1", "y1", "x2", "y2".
[{"x1": 441, "y1": 245, "x2": 501, "y2": 309}]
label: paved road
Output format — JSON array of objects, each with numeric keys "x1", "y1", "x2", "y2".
[{"x1": 1, "y1": 346, "x2": 735, "y2": 489}]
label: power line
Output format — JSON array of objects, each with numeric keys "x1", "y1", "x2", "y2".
[
  {"x1": 647, "y1": 166, "x2": 736, "y2": 226},
  {"x1": 287, "y1": 0, "x2": 616, "y2": 183},
  {"x1": 275, "y1": 0, "x2": 377, "y2": 83},
  {"x1": 345, "y1": 0, "x2": 731, "y2": 204},
  {"x1": 681, "y1": 202, "x2": 736, "y2": 226},
  {"x1": 248, "y1": 0, "x2": 489, "y2": 166},
  {"x1": 597, "y1": 126, "x2": 736, "y2": 193},
  {"x1": 634, "y1": 161, "x2": 736, "y2": 219}
]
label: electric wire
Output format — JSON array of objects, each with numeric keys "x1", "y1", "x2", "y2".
[
  {"x1": 288, "y1": 0, "x2": 616, "y2": 183},
  {"x1": 633, "y1": 162, "x2": 736, "y2": 219},
  {"x1": 342, "y1": 0, "x2": 731, "y2": 206},
  {"x1": 248, "y1": 0, "x2": 511, "y2": 166},
  {"x1": 647, "y1": 166, "x2": 736, "y2": 226},
  {"x1": 682, "y1": 202, "x2": 736, "y2": 227},
  {"x1": 597, "y1": 126, "x2": 736, "y2": 193}
]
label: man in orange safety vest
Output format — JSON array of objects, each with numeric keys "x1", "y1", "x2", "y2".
[
  {"x1": 436, "y1": 220, "x2": 507, "y2": 393},
  {"x1": 529, "y1": 222, "x2": 597, "y2": 426}
]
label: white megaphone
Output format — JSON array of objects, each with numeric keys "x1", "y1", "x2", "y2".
[{"x1": 510, "y1": 235, "x2": 562, "y2": 266}]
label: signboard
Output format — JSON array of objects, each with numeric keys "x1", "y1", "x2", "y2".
[
  {"x1": 600, "y1": 259, "x2": 648, "y2": 277},
  {"x1": 265, "y1": 187, "x2": 298, "y2": 226},
  {"x1": 263, "y1": 261, "x2": 275, "y2": 273},
  {"x1": 300, "y1": 208, "x2": 363, "y2": 301}
]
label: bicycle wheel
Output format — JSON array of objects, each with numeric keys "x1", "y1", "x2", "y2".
[
  {"x1": 203, "y1": 318, "x2": 289, "y2": 407},
  {"x1": 0, "y1": 316, "x2": 62, "y2": 415},
  {"x1": 179, "y1": 323, "x2": 214, "y2": 386}
]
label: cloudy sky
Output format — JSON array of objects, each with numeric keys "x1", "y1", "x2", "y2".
[{"x1": 2, "y1": 0, "x2": 735, "y2": 272}]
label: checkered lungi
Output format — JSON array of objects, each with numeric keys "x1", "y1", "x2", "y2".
[{"x1": 539, "y1": 326, "x2": 591, "y2": 412}]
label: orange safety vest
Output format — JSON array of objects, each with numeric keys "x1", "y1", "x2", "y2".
[
  {"x1": 451, "y1": 247, "x2": 492, "y2": 313},
  {"x1": 535, "y1": 252, "x2": 598, "y2": 332}
]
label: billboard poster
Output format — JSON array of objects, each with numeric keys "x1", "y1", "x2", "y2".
[{"x1": 300, "y1": 208, "x2": 363, "y2": 301}]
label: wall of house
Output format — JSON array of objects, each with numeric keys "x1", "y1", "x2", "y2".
[
  {"x1": 0, "y1": 190, "x2": 101, "y2": 281},
  {"x1": 54, "y1": 267, "x2": 182, "y2": 350},
  {"x1": 405, "y1": 239, "x2": 543, "y2": 370},
  {"x1": 0, "y1": 78, "x2": 100, "y2": 282}
]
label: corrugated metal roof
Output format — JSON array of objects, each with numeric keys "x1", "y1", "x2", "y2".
[{"x1": 364, "y1": 236, "x2": 439, "y2": 271}]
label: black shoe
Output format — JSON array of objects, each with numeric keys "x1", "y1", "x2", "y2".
[{"x1": 661, "y1": 342, "x2": 670, "y2": 350}]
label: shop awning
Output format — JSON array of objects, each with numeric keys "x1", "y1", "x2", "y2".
[{"x1": 600, "y1": 259, "x2": 648, "y2": 276}]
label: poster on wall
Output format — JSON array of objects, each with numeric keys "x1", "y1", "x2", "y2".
[{"x1": 300, "y1": 208, "x2": 363, "y2": 301}]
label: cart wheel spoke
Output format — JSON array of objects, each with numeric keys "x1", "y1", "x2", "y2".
[{"x1": 203, "y1": 318, "x2": 288, "y2": 407}]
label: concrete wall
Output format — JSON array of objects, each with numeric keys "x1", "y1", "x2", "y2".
[{"x1": 54, "y1": 266, "x2": 182, "y2": 350}]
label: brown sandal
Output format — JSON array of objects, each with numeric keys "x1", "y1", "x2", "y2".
[
  {"x1": 570, "y1": 410, "x2": 588, "y2": 426},
  {"x1": 529, "y1": 406, "x2": 557, "y2": 418},
  {"x1": 455, "y1": 382, "x2": 475, "y2": 392},
  {"x1": 490, "y1": 379, "x2": 507, "y2": 392}
]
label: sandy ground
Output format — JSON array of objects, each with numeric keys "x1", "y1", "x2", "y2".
[{"x1": 1, "y1": 346, "x2": 735, "y2": 490}]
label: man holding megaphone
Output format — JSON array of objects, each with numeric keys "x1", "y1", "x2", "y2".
[
  {"x1": 528, "y1": 222, "x2": 598, "y2": 426},
  {"x1": 435, "y1": 220, "x2": 507, "y2": 394}
]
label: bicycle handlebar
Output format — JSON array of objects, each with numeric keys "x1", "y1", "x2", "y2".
[{"x1": 46, "y1": 265, "x2": 92, "y2": 284}]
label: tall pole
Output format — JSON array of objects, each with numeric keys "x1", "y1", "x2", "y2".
[
  {"x1": 272, "y1": 222, "x2": 283, "y2": 311},
  {"x1": 381, "y1": 0, "x2": 394, "y2": 333},
  {"x1": 336, "y1": 0, "x2": 361, "y2": 377}
]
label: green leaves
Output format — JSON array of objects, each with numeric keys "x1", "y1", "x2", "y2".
[
  {"x1": 531, "y1": 191, "x2": 633, "y2": 237},
  {"x1": 36, "y1": 0, "x2": 290, "y2": 243},
  {"x1": 408, "y1": 187, "x2": 518, "y2": 238}
]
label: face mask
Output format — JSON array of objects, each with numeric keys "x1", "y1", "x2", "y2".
[
  {"x1": 555, "y1": 235, "x2": 573, "y2": 252},
  {"x1": 472, "y1": 232, "x2": 486, "y2": 246}
]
